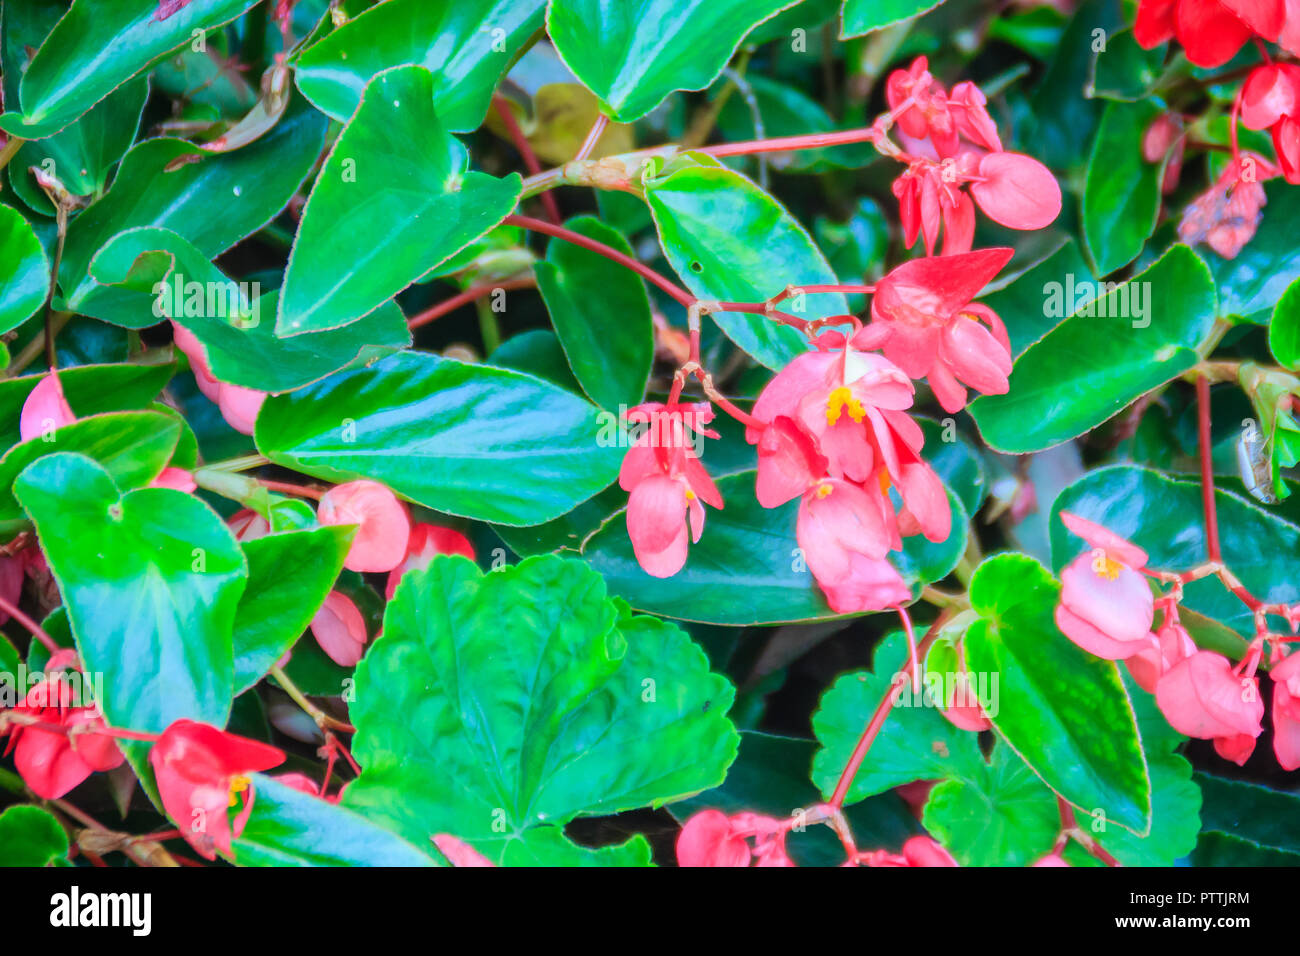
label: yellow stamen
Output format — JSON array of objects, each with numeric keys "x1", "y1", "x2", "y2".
[
  {"x1": 878, "y1": 471, "x2": 892, "y2": 495},
  {"x1": 1091, "y1": 550, "x2": 1122, "y2": 581},
  {"x1": 228, "y1": 774, "x2": 251, "y2": 808},
  {"x1": 684, "y1": 489, "x2": 696, "y2": 501},
  {"x1": 826, "y1": 386, "x2": 866, "y2": 426},
  {"x1": 816, "y1": 483, "x2": 833, "y2": 499}
]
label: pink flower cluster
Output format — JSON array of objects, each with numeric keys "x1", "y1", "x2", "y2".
[{"x1": 1054, "y1": 511, "x2": 1298, "y2": 768}]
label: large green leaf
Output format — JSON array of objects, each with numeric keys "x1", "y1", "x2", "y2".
[
  {"x1": 0, "y1": 203, "x2": 50, "y2": 335},
  {"x1": 232, "y1": 525, "x2": 353, "y2": 696},
  {"x1": 840, "y1": 0, "x2": 947, "y2": 38},
  {"x1": 0, "y1": 411, "x2": 180, "y2": 532},
  {"x1": 645, "y1": 161, "x2": 843, "y2": 370},
  {"x1": 1206, "y1": 181, "x2": 1300, "y2": 322},
  {"x1": 343, "y1": 554, "x2": 739, "y2": 865},
  {"x1": 535, "y1": 216, "x2": 653, "y2": 410},
  {"x1": 59, "y1": 98, "x2": 327, "y2": 320},
  {"x1": 982, "y1": 239, "x2": 1092, "y2": 359},
  {"x1": 255, "y1": 351, "x2": 622, "y2": 526},
  {"x1": 581, "y1": 470, "x2": 965, "y2": 625},
  {"x1": 1049, "y1": 464, "x2": 1300, "y2": 638},
  {"x1": 1083, "y1": 100, "x2": 1162, "y2": 275},
  {"x1": 969, "y1": 244, "x2": 1217, "y2": 452},
  {"x1": 1088, "y1": 28, "x2": 1166, "y2": 101},
  {"x1": 13, "y1": 453, "x2": 244, "y2": 738},
  {"x1": 294, "y1": 0, "x2": 544, "y2": 131},
  {"x1": 547, "y1": 0, "x2": 797, "y2": 122},
  {"x1": 812, "y1": 631, "x2": 984, "y2": 806},
  {"x1": 89, "y1": 227, "x2": 412, "y2": 391},
  {"x1": 0, "y1": 363, "x2": 176, "y2": 450},
  {"x1": 0, "y1": 0, "x2": 260, "y2": 139},
  {"x1": 231, "y1": 775, "x2": 437, "y2": 866},
  {"x1": 1195, "y1": 773, "x2": 1300, "y2": 858},
  {"x1": 964, "y1": 552, "x2": 1151, "y2": 834},
  {"x1": 277, "y1": 66, "x2": 520, "y2": 336},
  {"x1": 0, "y1": 805, "x2": 68, "y2": 867},
  {"x1": 1271, "y1": 278, "x2": 1300, "y2": 370}
]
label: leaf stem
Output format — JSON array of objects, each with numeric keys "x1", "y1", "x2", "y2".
[
  {"x1": 1195, "y1": 373, "x2": 1222, "y2": 563},
  {"x1": 492, "y1": 95, "x2": 562, "y2": 226},
  {"x1": 406, "y1": 277, "x2": 535, "y2": 331}
]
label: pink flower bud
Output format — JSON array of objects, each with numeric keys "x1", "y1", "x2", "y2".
[{"x1": 318, "y1": 480, "x2": 411, "y2": 573}]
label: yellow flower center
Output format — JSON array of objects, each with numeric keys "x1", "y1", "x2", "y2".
[
  {"x1": 816, "y1": 483, "x2": 833, "y2": 499},
  {"x1": 228, "y1": 774, "x2": 251, "y2": 808},
  {"x1": 826, "y1": 387, "x2": 866, "y2": 426},
  {"x1": 1091, "y1": 550, "x2": 1123, "y2": 581},
  {"x1": 684, "y1": 489, "x2": 696, "y2": 501}
]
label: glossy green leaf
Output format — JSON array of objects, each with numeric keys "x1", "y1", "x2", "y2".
[
  {"x1": 1088, "y1": 29, "x2": 1166, "y2": 101},
  {"x1": 1271, "y1": 278, "x2": 1300, "y2": 370},
  {"x1": 278, "y1": 66, "x2": 521, "y2": 335},
  {"x1": 1205, "y1": 182, "x2": 1300, "y2": 322},
  {"x1": 1024, "y1": 0, "x2": 1116, "y2": 169},
  {"x1": 1195, "y1": 773, "x2": 1300, "y2": 857},
  {"x1": 923, "y1": 740, "x2": 1060, "y2": 867},
  {"x1": 14, "y1": 453, "x2": 244, "y2": 739},
  {"x1": 548, "y1": 0, "x2": 797, "y2": 122},
  {"x1": 89, "y1": 228, "x2": 412, "y2": 391},
  {"x1": 256, "y1": 351, "x2": 622, "y2": 526},
  {"x1": 982, "y1": 239, "x2": 1092, "y2": 359},
  {"x1": 918, "y1": 418, "x2": 986, "y2": 516},
  {"x1": 840, "y1": 0, "x2": 946, "y2": 38},
  {"x1": 0, "y1": 411, "x2": 180, "y2": 532},
  {"x1": 964, "y1": 552, "x2": 1151, "y2": 834},
  {"x1": 232, "y1": 525, "x2": 353, "y2": 696},
  {"x1": 0, "y1": 0, "x2": 260, "y2": 139},
  {"x1": 294, "y1": 0, "x2": 545, "y2": 131},
  {"x1": 343, "y1": 554, "x2": 739, "y2": 865},
  {"x1": 0, "y1": 805, "x2": 68, "y2": 866},
  {"x1": 1083, "y1": 100, "x2": 1163, "y2": 275},
  {"x1": 581, "y1": 470, "x2": 965, "y2": 625},
  {"x1": 535, "y1": 215, "x2": 653, "y2": 410},
  {"x1": 0, "y1": 203, "x2": 50, "y2": 335},
  {"x1": 645, "y1": 162, "x2": 843, "y2": 370},
  {"x1": 231, "y1": 775, "x2": 437, "y2": 866},
  {"x1": 812, "y1": 631, "x2": 984, "y2": 805},
  {"x1": 1050, "y1": 464, "x2": 1300, "y2": 638},
  {"x1": 494, "y1": 829, "x2": 653, "y2": 867},
  {"x1": 59, "y1": 98, "x2": 327, "y2": 319},
  {"x1": 969, "y1": 244, "x2": 1217, "y2": 452},
  {"x1": 0, "y1": 363, "x2": 176, "y2": 450}
]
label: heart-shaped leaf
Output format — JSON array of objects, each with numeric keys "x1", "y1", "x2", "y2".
[{"x1": 0, "y1": 805, "x2": 68, "y2": 866}]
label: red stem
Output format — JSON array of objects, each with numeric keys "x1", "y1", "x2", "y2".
[
  {"x1": 493, "y1": 96, "x2": 562, "y2": 226},
  {"x1": 1196, "y1": 374, "x2": 1222, "y2": 563},
  {"x1": 407, "y1": 277, "x2": 536, "y2": 331},
  {"x1": 505, "y1": 214, "x2": 696, "y2": 307},
  {"x1": 257, "y1": 479, "x2": 324, "y2": 501},
  {"x1": 0, "y1": 593, "x2": 59, "y2": 655},
  {"x1": 698, "y1": 126, "x2": 881, "y2": 158}
]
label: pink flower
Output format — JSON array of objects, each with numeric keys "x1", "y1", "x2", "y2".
[
  {"x1": 432, "y1": 834, "x2": 496, "y2": 867},
  {"x1": 796, "y1": 478, "x2": 910, "y2": 613},
  {"x1": 275, "y1": 772, "x2": 341, "y2": 803},
  {"x1": 317, "y1": 480, "x2": 411, "y2": 573},
  {"x1": 864, "y1": 835, "x2": 958, "y2": 866},
  {"x1": 1032, "y1": 852, "x2": 1070, "y2": 867},
  {"x1": 676, "y1": 809, "x2": 794, "y2": 867},
  {"x1": 172, "y1": 321, "x2": 267, "y2": 436},
  {"x1": 891, "y1": 155, "x2": 979, "y2": 255},
  {"x1": 969, "y1": 151, "x2": 1063, "y2": 231},
  {"x1": 619, "y1": 404, "x2": 723, "y2": 578},
  {"x1": 1155, "y1": 651, "x2": 1264, "y2": 765},
  {"x1": 1055, "y1": 512, "x2": 1156, "y2": 659},
  {"x1": 1178, "y1": 152, "x2": 1278, "y2": 258},
  {"x1": 862, "y1": 248, "x2": 1014, "y2": 413},
  {"x1": 1141, "y1": 114, "x2": 1186, "y2": 194},
  {"x1": 1270, "y1": 651, "x2": 1300, "y2": 770},
  {"x1": 1126, "y1": 615, "x2": 1197, "y2": 693},
  {"x1": 1240, "y1": 63, "x2": 1300, "y2": 130},
  {"x1": 227, "y1": 508, "x2": 271, "y2": 542},
  {"x1": 385, "y1": 523, "x2": 475, "y2": 601},
  {"x1": 150, "y1": 467, "x2": 197, "y2": 493},
  {"x1": 886, "y1": 58, "x2": 1002, "y2": 157},
  {"x1": 309, "y1": 590, "x2": 368, "y2": 667},
  {"x1": 19, "y1": 372, "x2": 76, "y2": 442}
]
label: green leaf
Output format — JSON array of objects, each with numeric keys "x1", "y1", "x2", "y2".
[
  {"x1": 0, "y1": 411, "x2": 181, "y2": 532},
  {"x1": 1195, "y1": 773, "x2": 1300, "y2": 857},
  {"x1": 1270, "y1": 278, "x2": 1300, "y2": 370},
  {"x1": 1024, "y1": 0, "x2": 1116, "y2": 169},
  {"x1": 547, "y1": 0, "x2": 798, "y2": 122},
  {"x1": 1049, "y1": 464, "x2": 1300, "y2": 637},
  {"x1": 9, "y1": 79, "x2": 149, "y2": 216},
  {"x1": 231, "y1": 774, "x2": 437, "y2": 866},
  {"x1": 293, "y1": 0, "x2": 545, "y2": 131},
  {"x1": 965, "y1": 552, "x2": 1151, "y2": 834},
  {"x1": 1088, "y1": 29, "x2": 1166, "y2": 101},
  {"x1": 0, "y1": 203, "x2": 50, "y2": 335},
  {"x1": 673, "y1": 731, "x2": 921, "y2": 866},
  {"x1": 89, "y1": 228, "x2": 412, "y2": 391},
  {"x1": 535, "y1": 216, "x2": 653, "y2": 410},
  {"x1": 0, "y1": 363, "x2": 176, "y2": 450},
  {"x1": 232, "y1": 525, "x2": 353, "y2": 696},
  {"x1": 343, "y1": 554, "x2": 739, "y2": 865},
  {"x1": 982, "y1": 239, "x2": 1092, "y2": 359},
  {"x1": 60, "y1": 97, "x2": 327, "y2": 319},
  {"x1": 1083, "y1": 100, "x2": 1163, "y2": 275},
  {"x1": 581, "y1": 470, "x2": 965, "y2": 625},
  {"x1": 13, "y1": 453, "x2": 244, "y2": 740},
  {"x1": 0, "y1": 805, "x2": 68, "y2": 866},
  {"x1": 1206, "y1": 181, "x2": 1300, "y2": 322},
  {"x1": 969, "y1": 244, "x2": 1217, "y2": 453},
  {"x1": 811, "y1": 631, "x2": 984, "y2": 806},
  {"x1": 645, "y1": 162, "x2": 843, "y2": 370},
  {"x1": 0, "y1": 0, "x2": 260, "y2": 139},
  {"x1": 840, "y1": 0, "x2": 946, "y2": 38},
  {"x1": 256, "y1": 352, "x2": 622, "y2": 526},
  {"x1": 923, "y1": 740, "x2": 1060, "y2": 866},
  {"x1": 277, "y1": 66, "x2": 521, "y2": 336},
  {"x1": 918, "y1": 418, "x2": 986, "y2": 515},
  {"x1": 495, "y1": 829, "x2": 653, "y2": 867}
]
